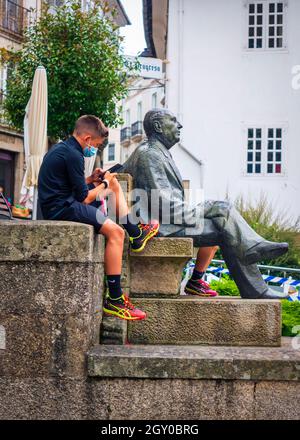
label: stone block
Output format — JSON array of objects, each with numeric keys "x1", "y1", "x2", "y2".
[
  {"x1": 89, "y1": 338, "x2": 299, "y2": 381},
  {"x1": 1, "y1": 375, "x2": 300, "y2": 420},
  {"x1": 121, "y1": 234, "x2": 130, "y2": 289},
  {"x1": 0, "y1": 221, "x2": 104, "y2": 262},
  {"x1": 117, "y1": 173, "x2": 133, "y2": 207},
  {"x1": 127, "y1": 297, "x2": 281, "y2": 346},
  {"x1": 0, "y1": 262, "x2": 104, "y2": 316},
  {"x1": 0, "y1": 377, "x2": 104, "y2": 420},
  {"x1": 0, "y1": 222, "x2": 105, "y2": 378},
  {"x1": 130, "y1": 238, "x2": 193, "y2": 297},
  {"x1": 100, "y1": 316, "x2": 128, "y2": 345},
  {"x1": 254, "y1": 381, "x2": 300, "y2": 420},
  {"x1": 0, "y1": 312, "x2": 95, "y2": 378}
]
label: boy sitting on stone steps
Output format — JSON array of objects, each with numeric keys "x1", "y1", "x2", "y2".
[{"x1": 38, "y1": 115, "x2": 159, "y2": 321}]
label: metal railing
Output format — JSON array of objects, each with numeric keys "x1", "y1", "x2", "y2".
[
  {"x1": 0, "y1": 0, "x2": 32, "y2": 36},
  {"x1": 120, "y1": 127, "x2": 131, "y2": 143},
  {"x1": 211, "y1": 259, "x2": 300, "y2": 278},
  {"x1": 209, "y1": 258, "x2": 300, "y2": 287},
  {"x1": 131, "y1": 121, "x2": 143, "y2": 137}
]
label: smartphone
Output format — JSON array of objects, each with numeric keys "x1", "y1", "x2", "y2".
[
  {"x1": 106, "y1": 163, "x2": 123, "y2": 173},
  {"x1": 96, "y1": 163, "x2": 123, "y2": 181}
]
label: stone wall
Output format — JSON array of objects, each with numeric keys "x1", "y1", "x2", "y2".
[
  {"x1": 0, "y1": 221, "x2": 105, "y2": 419},
  {"x1": 0, "y1": 221, "x2": 300, "y2": 420}
]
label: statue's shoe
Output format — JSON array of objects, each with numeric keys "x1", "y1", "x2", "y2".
[
  {"x1": 260, "y1": 288, "x2": 290, "y2": 300},
  {"x1": 243, "y1": 241, "x2": 288, "y2": 265}
]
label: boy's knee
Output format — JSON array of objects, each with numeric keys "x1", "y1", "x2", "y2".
[
  {"x1": 109, "y1": 223, "x2": 125, "y2": 241},
  {"x1": 100, "y1": 220, "x2": 125, "y2": 240}
]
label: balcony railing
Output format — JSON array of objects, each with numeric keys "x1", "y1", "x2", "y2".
[
  {"x1": 120, "y1": 127, "x2": 131, "y2": 145},
  {"x1": 0, "y1": 0, "x2": 33, "y2": 37},
  {"x1": 131, "y1": 121, "x2": 143, "y2": 140}
]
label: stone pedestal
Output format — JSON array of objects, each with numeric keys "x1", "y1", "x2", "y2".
[{"x1": 130, "y1": 238, "x2": 193, "y2": 297}]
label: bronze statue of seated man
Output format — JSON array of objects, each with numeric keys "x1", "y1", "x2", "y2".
[{"x1": 122, "y1": 109, "x2": 289, "y2": 299}]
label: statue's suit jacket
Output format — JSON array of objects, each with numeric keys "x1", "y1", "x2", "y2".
[{"x1": 121, "y1": 139, "x2": 200, "y2": 236}]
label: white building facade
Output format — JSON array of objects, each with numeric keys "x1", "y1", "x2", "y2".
[
  {"x1": 103, "y1": 76, "x2": 165, "y2": 169},
  {"x1": 164, "y1": 0, "x2": 300, "y2": 221}
]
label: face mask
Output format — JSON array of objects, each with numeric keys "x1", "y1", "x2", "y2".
[{"x1": 83, "y1": 145, "x2": 97, "y2": 157}]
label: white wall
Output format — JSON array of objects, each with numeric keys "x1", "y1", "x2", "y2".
[
  {"x1": 102, "y1": 127, "x2": 121, "y2": 169},
  {"x1": 166, "y1": 0, "x2": 300, "y2": 221},
  {"x1": 103, "y1": 77, "x2": 165, "y2": 168}
]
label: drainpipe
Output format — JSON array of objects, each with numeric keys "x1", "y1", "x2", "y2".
[{"x1": 177, "y1": 0, "x2": 184, "y2": 123}]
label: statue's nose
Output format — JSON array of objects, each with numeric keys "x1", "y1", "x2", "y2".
[{"x1": 178, "y1": 122, "x2": 183, "y2": 129}]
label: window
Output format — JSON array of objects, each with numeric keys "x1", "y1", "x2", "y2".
[
  {"x1": 247, "y1": 128, "x2": 262, "y2": 173},
  {"x1": 47, "y1": 0, "x2": 64, "y2": 6},
  {"x1": 81, "y1": 0, "x2": 95, "y2": 12},
  {"x1": 1, "y1": 0, "x2": 27, "y2": 35},
  {"x1": 0, "y1": 150, "x2": 15, "y2": 202},
  {"x1": 248, "y1": 3, "x2": 264, "y2": 49},
  {"x1": 152, "y1": 92, "x2": 157, "y2": 108},
  {"x1": 108, "y1": 143, "x2": 115, "y2": 162},
  {"x1": 246, "y1": 127, "x2": 283, "y2": 175},
  {"x1": 125, "y1": 109, "x2": 130, "y2": 127},
  {"x1": 247, "y1": 1, "x2": 286, "y2": 50},
  {"x1": 137, "y1": 101, "x2": 142, "y2": 121},
  {"x1": 0, "y1": 67, "x2": 7, "y2": 105},
  {"x1": 267, "y1": 128, "x2": 282, "y2": 174},
  {"x1": 267, "y1": 2, "x2": 284, "y2": 49}
]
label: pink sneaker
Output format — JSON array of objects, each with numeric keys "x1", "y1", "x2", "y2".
[{"x1": 184, "y1": 278, "x2": 218, "y2": 297}]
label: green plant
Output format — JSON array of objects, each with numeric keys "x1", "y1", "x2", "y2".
[
  {"x1": 281, "y1": 300, "x2": 300, "y2": 336},
  {"x1": 0, "y1": 0, "x2": 138, "y2": 139},
  {"x1": 210, "y1": 275, "x2": 240, "y2": 296},
  {"x1": 234, "y1": 193, "x2": 300, "y2": 268}
]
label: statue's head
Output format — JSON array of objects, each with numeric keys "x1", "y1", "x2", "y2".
[{"x1": 143, "y1": 109, "x2": 183, "y2": 149}]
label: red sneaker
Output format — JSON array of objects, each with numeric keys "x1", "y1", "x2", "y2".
[
  {"x1": 103, "y1": 293, "x2": 147, "y2": 321},
  {"x1": 130, "y1": 219, "x2": 159, "y2": 253},
  {"x1": 184, "y1": 278, "x2": 218, "y2": 297}
]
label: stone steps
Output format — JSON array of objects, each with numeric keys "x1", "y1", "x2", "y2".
[
  {"x1": 127, "y1": 297, "x2": 281, "y2": 347},
  {"x1": 99, "y1": 235, "x2": 283, "y2": 348},
  {"x1": 88, "y1": 337, "x2": 299, "y2": 380}
]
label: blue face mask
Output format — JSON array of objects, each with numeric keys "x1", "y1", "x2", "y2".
[{"x1": 83, "y1": 145, "x2": 97, "y2": 157}]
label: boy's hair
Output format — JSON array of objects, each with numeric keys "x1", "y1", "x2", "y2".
[{"x1": 74, "y1": 115, "x2": 109, "y2": 138}]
